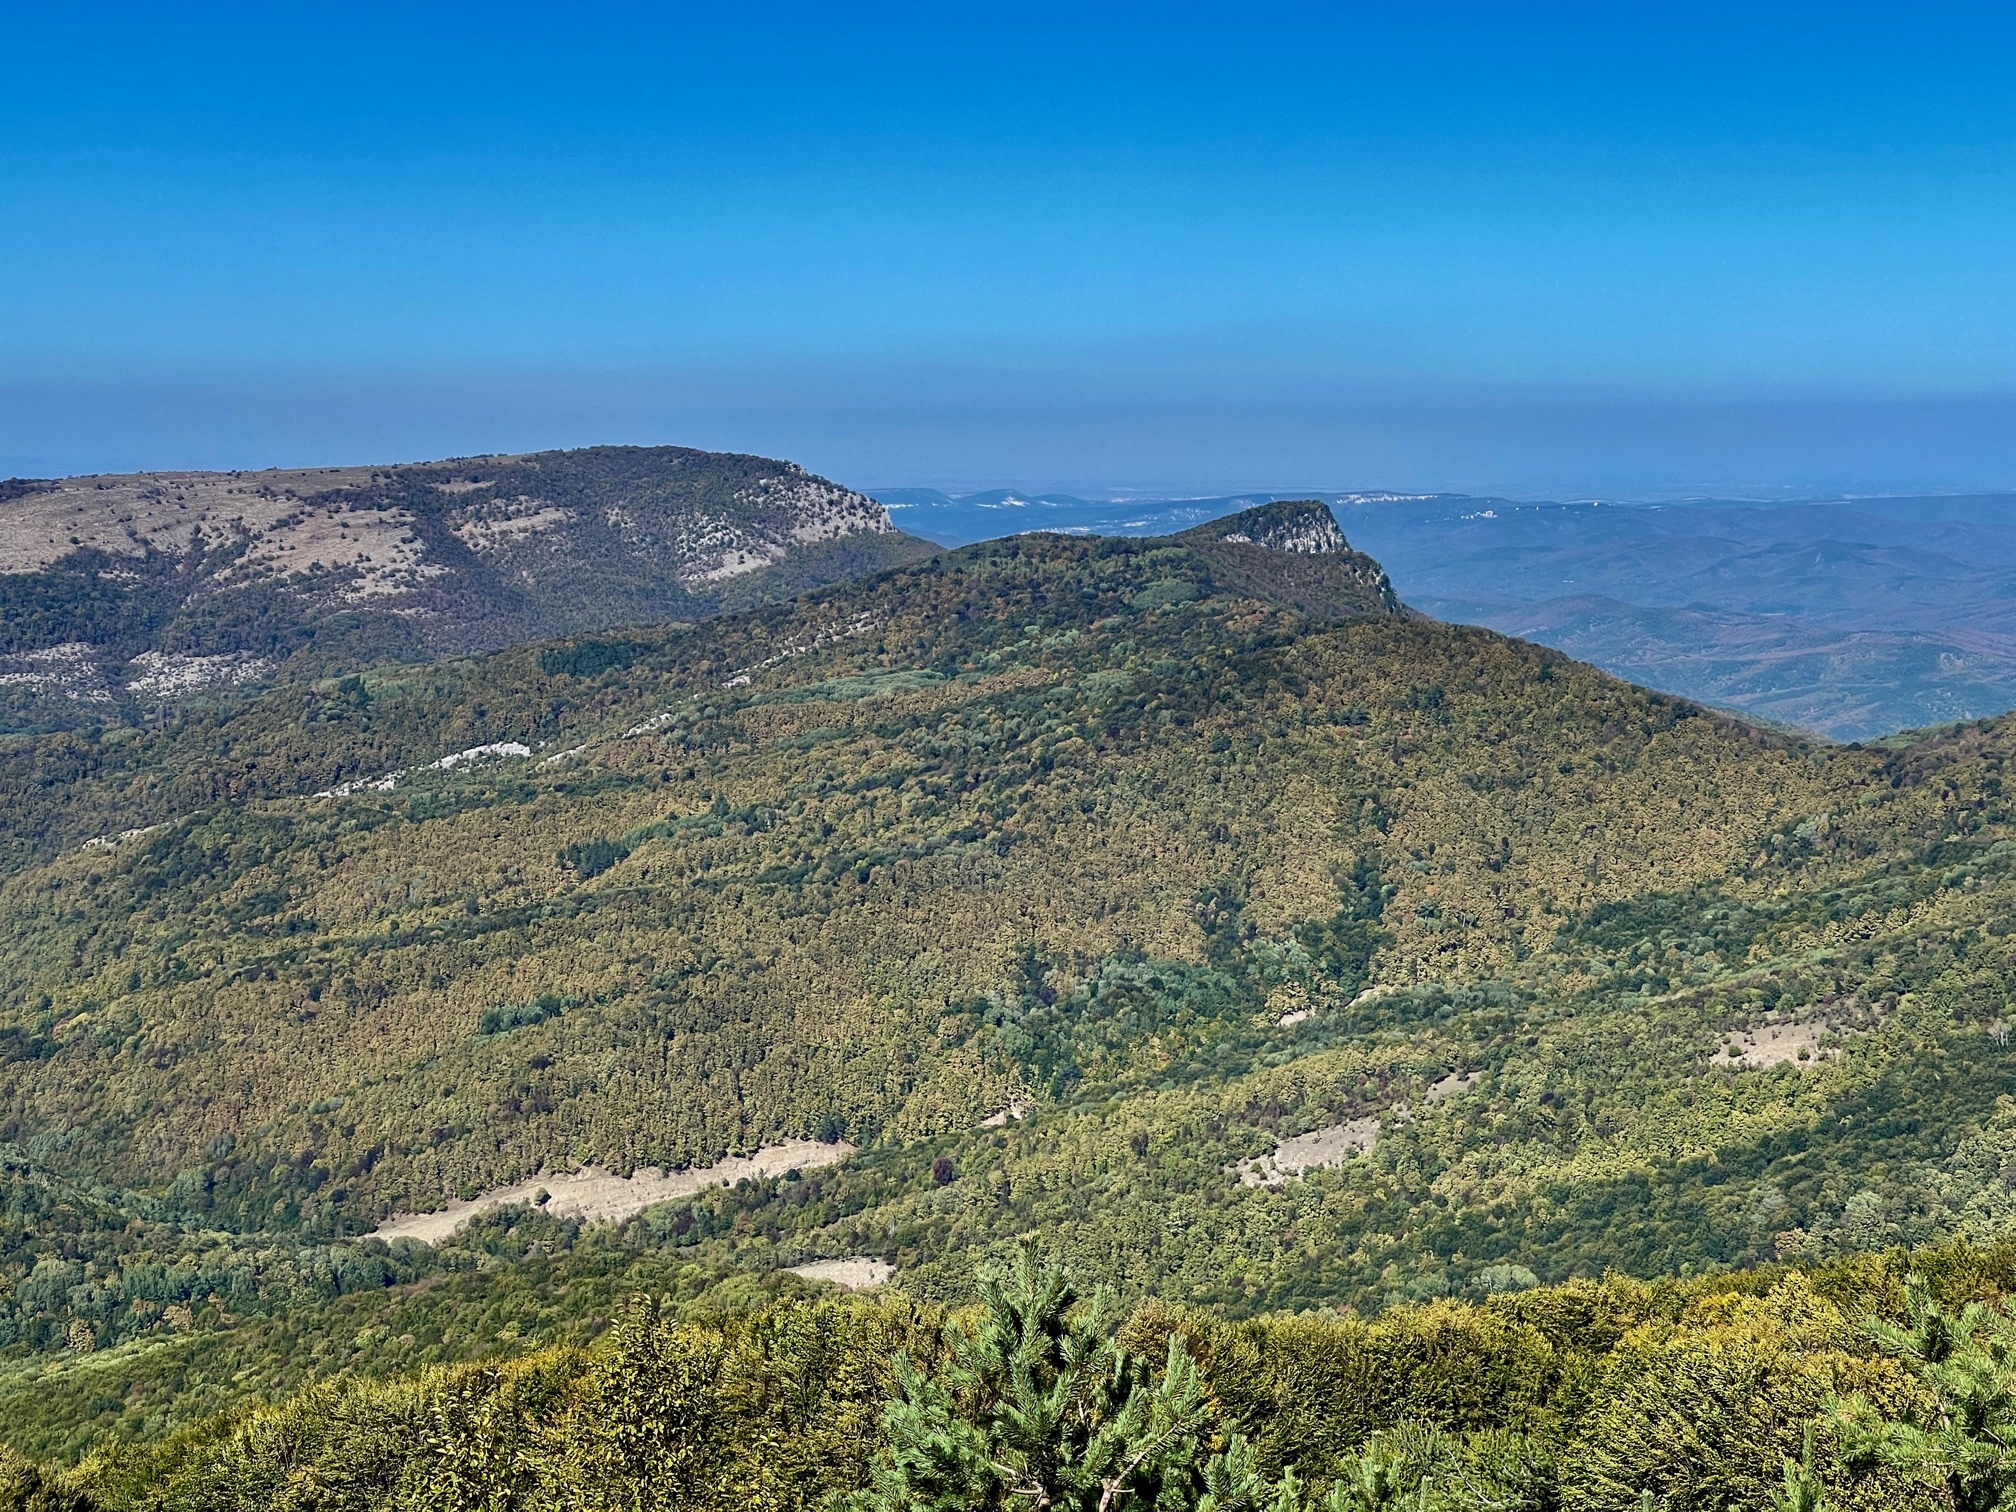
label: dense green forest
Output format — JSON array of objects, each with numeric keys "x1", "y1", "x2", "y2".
[
  {"x1": 7, "y1": 501, "x2": 2016, "y2": 1503},
  {"x1": 10, "y1": 1243, "x2": 2016, "y2": 1510}
]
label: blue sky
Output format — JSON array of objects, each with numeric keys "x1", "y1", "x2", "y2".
[{"x1": 3, "y1": 3, "x2": 2015, "y2": 494}]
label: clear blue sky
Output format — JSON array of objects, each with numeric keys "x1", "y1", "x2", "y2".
[{"x1": 4, "y1": 2, "x2": 2014, "y2": 495}]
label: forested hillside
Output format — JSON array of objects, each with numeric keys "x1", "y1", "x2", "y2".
[
  {"x1": 0, "y1": 446, "x2": 933, "y2": 733},
  {"x1": 881, "y1": 486, "x2": 2016, "y2": 741},
  {"x1": 7, "y1": 500, "x2": 2016, "y2": 1502}
]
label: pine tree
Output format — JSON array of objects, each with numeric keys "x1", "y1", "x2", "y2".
[
  {"x1": 1765, "y1": 1427, "x2": 1828, "y2": 1512},
  {"x1": 1836, "y1": 1279, "x2": 2016, "y2": 1512},
  {"x1": 851, "y1": 1249, "x2": 1276, "y2": 1512}
]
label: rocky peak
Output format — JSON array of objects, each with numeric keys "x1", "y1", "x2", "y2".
[
  {"x1": 1170, "y1": 500, "x2": 1402, "y2": 620},
  {"x1": 1184, "y1": 500, "x2": 1350, "y2": 555}
]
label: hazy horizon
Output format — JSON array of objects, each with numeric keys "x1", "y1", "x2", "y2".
[
  {"x1": 6, "y1": 372, "x2": 2015, "y2": 503},
  {"x1": 6, "y1": 5, "x2": 2016, "y2": 497}
]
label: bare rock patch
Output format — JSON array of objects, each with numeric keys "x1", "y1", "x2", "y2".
[
  {"x1": 372, "y1": 1138, "x2": 854, "y2": 1245},
  {"x1": 787, "y1": 1257, "x2": 894, "y2": 1290},
  {"x1": 980, "y1": 1098, "x2": 1031, "y2": 1128},
  {"x1": 1234, "y1": 1117, "x2": 1381, "y2": 1187},
  {"x1": 1711, "y1": 1006, "x2": 1880, "y2": 1070},
  {"x1": 1424, "y1": 1070, "x2": 1482, "y2": 1103}
]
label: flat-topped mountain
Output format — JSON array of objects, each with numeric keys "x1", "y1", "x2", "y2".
[
  {"x1": 1182, "y1": 498, "x2": 1351, "y2": 554},
  {"x1": 0, "y1": 446, "x2": 935, "y2": 733}
]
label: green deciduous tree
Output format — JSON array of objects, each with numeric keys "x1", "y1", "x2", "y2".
[{"x1": 544, "y1": 1299, "x2": 729, "y2": 1512}]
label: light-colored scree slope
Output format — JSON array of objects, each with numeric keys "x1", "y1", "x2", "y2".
[
  {"x1": 787, "y1": 1257, "x2": 894, "y2": 1290},
  {"x1": 373, "y1": 1138, "x2": 854, "y2": 1244}
]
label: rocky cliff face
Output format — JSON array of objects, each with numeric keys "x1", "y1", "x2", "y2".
[
  {"x1": 1189, "y1": 499, "x2": 1351, "y2": 555},
  {"x1": 1177, "y1": 500, "x2": 1403, "y2": 619},
  {"x1": 0, "y1": 446, "x2": 934, "y2": 732}
]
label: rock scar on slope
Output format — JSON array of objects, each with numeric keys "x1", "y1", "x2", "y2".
[
  {"x1": 1233, "y1": 1119, "x2": 1383, "y2": 1187},
  {"x1": 371, "y1": 1138, "x2": 855, "y2": 1245},
  {"x1": 1231, "y1": 1069, "x2": 1485, "y2": 1187}
]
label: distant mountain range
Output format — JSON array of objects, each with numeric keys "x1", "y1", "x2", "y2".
[
  {"x1": 7, "y1": 452, "x2": 2010, "y2": 744},
  {"x1": 0, "y1": 447, "x2": 932, "y2": 733},
  {"x1": 873, "y1": 486, "x2": 2016, "y2": 740},
  {"x1": 869, "y1": 487, "x2": 1289, "y2": 543}
]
